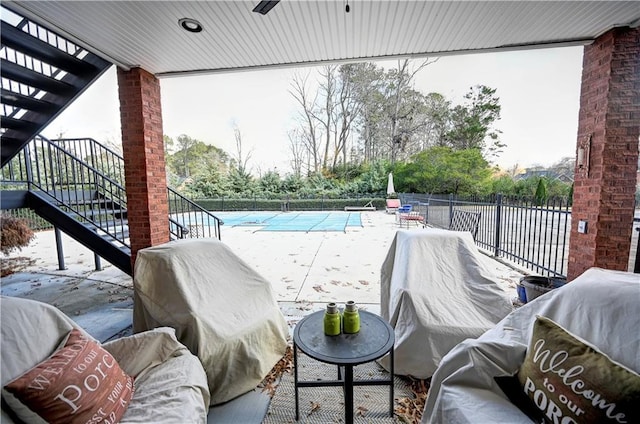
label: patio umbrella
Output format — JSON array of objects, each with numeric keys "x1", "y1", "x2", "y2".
[{"x1": 387, "y1": 172, "x2": 395, "y2": 196}]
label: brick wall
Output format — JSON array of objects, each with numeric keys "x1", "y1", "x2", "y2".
[
  {"x1": 117, "y1": 67, "x2": 170, "y2": 267},
  {"x1": 567, "y1": 27, "x2": 640, "y2": 279}
]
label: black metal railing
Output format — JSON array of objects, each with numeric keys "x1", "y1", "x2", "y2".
[
  {"x1": 53, "y1": 138, "x2": 125, "y2": 186},
  {"x1": 168, "y1": 187, "x2": 222, "y2": 239},
  {"x1": 23, "y1": 135, "x2": 129, "y2": 247},
  {"x1": 55, "y1": 138, "x2": 223, "y2": 240},
  {"x1": 402, "y1": 193, "x2": 573, "y2": 278},
  {"x1": 2, "y1": 136, "x2": 223, "y2": 243}
]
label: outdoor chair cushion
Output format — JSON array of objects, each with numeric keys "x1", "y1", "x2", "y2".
[
  {"x1": 385, "y1": 198, "x2": 401, "y2": 213},
  {"x1": 1, "y1": 296, "x2": 210, "y2": 424},
  {"x1": 133, "y1": 238, "x2": 289, "y2": 405},
  {"x1": 421, "y1": 267, "x2": 640, "y2": 423},
  {"x1": 379, "y1": 228, "x2": 513, "y2": 378}
]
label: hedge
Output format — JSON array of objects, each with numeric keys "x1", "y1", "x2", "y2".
[{"x1": 191, "y1": 197, "x2": 386, "y2": 212}]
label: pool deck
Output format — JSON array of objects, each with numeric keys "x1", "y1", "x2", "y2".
[{"x1": 0, "y1": 210, "x2": 524, "y2": 421}]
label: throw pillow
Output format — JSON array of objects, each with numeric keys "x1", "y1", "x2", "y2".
[
  {"x1": 516, "y1": 316, "x2": 640, "y2": 424},
  {"x1": 4, "y1": 328, "x2": 134, "y2": 424}
]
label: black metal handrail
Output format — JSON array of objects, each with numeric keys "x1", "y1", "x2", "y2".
[
  {"x1": 168, "y1": 187, "x2": 222, "y2": 239},
  {"x1": 25, "y1": 135, "x2": 130, "y2": 247},
  {"x1": 54, "y1": 137, "x2": 223, "y2": 240},
  {"x1": 2, "y1": 136, "x2": 223, "y2": 243}
]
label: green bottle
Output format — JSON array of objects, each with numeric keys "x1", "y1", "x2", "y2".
[
  {"x1": 324, "y1": 302, "x2": 341, "y2": 336},
  {"x1": 343, "y1": 300, "x2": 360, "y2": 334}
]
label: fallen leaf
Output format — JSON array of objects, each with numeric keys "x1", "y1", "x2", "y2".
[
  {"x1": 359, "y1": 280, "x2": 370, "y2": 285},
  {"x1": 356, "y1": 406, "x2": 368, "y2": 417},
  {"x1": 395, "y1": 377, "x2": 430, "y2": 423},
  {"x1": 308, "y1": 401, "x2": 320, "y2": 416}
]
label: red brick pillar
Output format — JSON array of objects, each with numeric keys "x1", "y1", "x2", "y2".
[
  {"x1": 567, "y1": 27, "x2": 640, "y2": 280},
  {"x1": 117, "y1": 67, "x2": 170, "y2": 268}
]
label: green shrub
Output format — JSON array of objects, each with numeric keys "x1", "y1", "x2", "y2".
[{"x1": 191, "y1": 197, "x2": 386, "y2": 212}]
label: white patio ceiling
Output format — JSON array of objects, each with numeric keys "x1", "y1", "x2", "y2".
[{"x1": 4, "y1": 1, "x2": 640, "y2": 77}]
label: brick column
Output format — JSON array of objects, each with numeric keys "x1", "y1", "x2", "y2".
[
  {"x1": 567, "y1": 27, "x2": 640, "y2": 280},
  {"x1": 117, "y1": 67, "x2": 169, "y2": 268}
]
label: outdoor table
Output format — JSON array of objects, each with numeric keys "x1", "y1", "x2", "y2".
[{"x1": 293, "y1": 310, "x2": 395, "y2": 424}]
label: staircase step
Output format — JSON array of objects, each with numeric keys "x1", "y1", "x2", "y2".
[
  {"x1": 1, "y1": 116, "x2": 41, "y2": 133},
  {"x1": 1, "y1": 60, "x2": 75, "y2": 96},
  {"x1": 1, "y1": 88, "x2": 59, "y2": 113},
  {"x1": 1, "y1": 137, "x2": 24, "y2": 159},
  {"x1": 1, "y1": 22, "x2": 97, "y2": 76},
  {"x1": 85, "y1": 222, "x2": 130, "y2": 241}
]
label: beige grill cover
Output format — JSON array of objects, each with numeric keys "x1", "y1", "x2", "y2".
[
  {"x1": 379, "y1": 229, "x2": 513, "y2": 378},
  {"x1": 133, "y1": 239, "x2": 289, "y2": 405}
]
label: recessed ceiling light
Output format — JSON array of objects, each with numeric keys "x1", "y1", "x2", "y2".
[{"x1": 178, "y1": 18, "x2": 203, "y2": 33}]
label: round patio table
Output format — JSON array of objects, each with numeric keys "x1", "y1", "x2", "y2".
[{"x1": 293, "y1": 310, "x2": 395, "y2": 424}]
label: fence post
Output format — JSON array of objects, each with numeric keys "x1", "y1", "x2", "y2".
[
  {"x1": 448, "y1": 194, "x2": 454, "y2": 227},
  {"x1": 494, "y1": 193, "x2": 502, "y2": 257},
  {"x1": 24, "y1": 145, "x2": 33, "y2": 184},
  {"x1": 54, "y1": 227, "x2": 67, "y2": 270}
]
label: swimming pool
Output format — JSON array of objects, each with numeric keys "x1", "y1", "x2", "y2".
[{"x1": 213, "y1": 211, "x2": 363, "y2": 232}]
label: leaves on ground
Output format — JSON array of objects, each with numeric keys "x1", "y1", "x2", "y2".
[
  {"x1": 356, "y1": 405, "x2": 368, "y2": 417},
  {"x1": 359, "y1": 280, "x2": 370, "y2": 285},
  {"x1": 260, "y1": 345, "x2": 293, "y2": 397},
  {"x1": 395, "y1": 377, "x2": 430, "y2": 424},
  {"x1": 312, "y1": 285, "x2": 328, "y2": 293},
  {"x1": 0, "y1": 256, "x2": 36, "y2": 277},
  {"x1": 308, "y1": 401, "x2": 320, "y2": 416}
]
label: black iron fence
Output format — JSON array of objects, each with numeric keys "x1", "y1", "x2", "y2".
[
  {"x1": 402, "y1": 193, "x2": 639, "y2": 278},
  {"x1": 401, "y1": 193, "x2": 573, "y2": 278}
]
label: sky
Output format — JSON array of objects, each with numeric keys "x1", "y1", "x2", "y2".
[{"x1": 43, "y1": 45, "x2": 584, "y2": 175}]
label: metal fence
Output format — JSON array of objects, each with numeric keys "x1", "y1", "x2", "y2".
[{"x1": 401, "y1": 193, "x2": 572, "y2": 278}]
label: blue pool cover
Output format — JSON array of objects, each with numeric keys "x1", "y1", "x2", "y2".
[{"x1": 212, "y1": 212, "x2": 362, "y2": 232}]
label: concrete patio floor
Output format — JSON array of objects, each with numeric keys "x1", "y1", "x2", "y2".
[{"x1": 0, "y1": 210, "x2": 524, "y2": 422}]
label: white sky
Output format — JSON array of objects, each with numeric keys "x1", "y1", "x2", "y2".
[{"x1": 43, "y1": 45, "x2": 584, "y2": 175}]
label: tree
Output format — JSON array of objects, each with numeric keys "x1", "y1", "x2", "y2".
[
  {"x1": 163, "y1": 134, "x2": 174, "y2": 156},
  {"x1": 384, "y1": 59, "x2": 436, "y2": 163},
  {"x1": 166, "y1": 136, "x2": 229, "y2": 180},
  {"x1": 227, "y1": 167, "x2": 255, "y2": 195},
  {"x1": 332, "y1": 64, "x2": 363, "y2": 168},
  {"x1": 257, "y1": 169, "x2": 282, "y2": 195},
  {"x1": 349, "y1": 63, "x2": 386, "y2": 163},
  {"x1": 491, "y1": 175, "x2": 516, "y2": 195},
  {"x1": 444, "y1": 85, "x2": 504, "y2": 160},
  {"x1": 231, "y1": 124, "x2": 253, "y2": 179},
  {"x1": 395, "y1": 146, "x2": 492, "y2": 195},
  {"x1": 317, "y1": 65, "x2": 337, "y2": 169},
  {"x1": 423, "y1": 92, "x2": 451, "y2": 149},
  {"x1": 287, "y1": 129, "x2": 306, "y2": 177},
  {"x1": 534, "y1": 177, "x2": 548, "y2": 205},
  {"x1": 175, "y1": 134, "x2": 198, "y2": 177},
  {"x1": 185, "y1": 166, "x2": 229, "y2": 198},
  {"x1": 290, "y1": 72, "x2": 322, "y2": 172}
]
